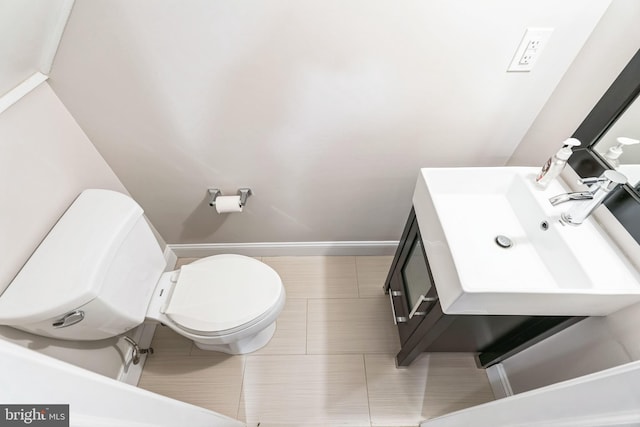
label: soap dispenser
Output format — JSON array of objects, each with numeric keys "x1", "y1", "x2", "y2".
[
  {"x1": 603, "y1": 137, "x2": 639, "y2": 168},
  {"x1": 535, "y1": 138, "x2": 581, "y2": 188}
]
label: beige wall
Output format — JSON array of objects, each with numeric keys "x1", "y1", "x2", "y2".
[
  {"x1": 49, "y1": 0, "x2": 609, "y2": 245},
  {"x1": 0, "y1": 82, "x2": 131, "y2": 378},
  {"x1": 503, "y1": 0, "x2": 640, "y2": 393}
]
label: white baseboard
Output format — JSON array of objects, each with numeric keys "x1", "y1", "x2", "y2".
[
  {"x1": 167, "y1": 241, "x2": 398, "y2": 258},
  {"x1": 117, "y1": 322, "x2": 157, "y2": 386},
  {"x1": 163, "y1": 245, "x2": 178, "y2": 270},
  {"x1": 486, "y1": 363, "x2": 514, "y2": 399},
  {"x1": 0, "y1": 72, "x2": 48, "y2": 115}
]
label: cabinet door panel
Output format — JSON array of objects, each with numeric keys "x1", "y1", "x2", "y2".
[
  {"x1": 401, "y1": 236, "x2": 434, "y2": 313},
  {"x1": 386, "y1": 208, "x2": 440, "y2": 344}
]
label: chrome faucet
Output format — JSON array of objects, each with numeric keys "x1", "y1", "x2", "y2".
[{"x1": 549, "y1": 170, "x2": 627, "y2": 225}]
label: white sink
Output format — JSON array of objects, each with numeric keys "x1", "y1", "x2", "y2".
[{"x1": 413, "y1": 167, "x2": 640, "y2": 316}]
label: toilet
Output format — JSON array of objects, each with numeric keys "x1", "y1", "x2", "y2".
[{"x1": 0, "y1": 189, "x2": 285, "y2": 355}]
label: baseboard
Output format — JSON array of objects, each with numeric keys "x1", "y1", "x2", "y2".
[
  {"x1": 117, "y1": 322, "x2": 157, "y2": 386},
  {"x1": 168, "y1": 241, "x2": 398, "y2": 258},
  {"x1": 0, "y1": 72, "x2": 48, "y2": 115},
  {"x1": 486, "y1": 363, "x2": 514, "y2": 399},
  {"x1": 163, "y1": 245, "x2": 178, "y2": 270}
]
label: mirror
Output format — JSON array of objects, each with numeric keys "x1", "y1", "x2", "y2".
[
  {"x1": 568, "y1": 48, "x2": 640, "y2": 244},
  {"x1": 592, "y1": 96, "x2": 640, "y2": 186}
]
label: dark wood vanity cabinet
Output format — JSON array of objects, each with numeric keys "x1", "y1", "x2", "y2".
[{"x1": 385, "y1": 208, "x2": 585, "y2": 368}]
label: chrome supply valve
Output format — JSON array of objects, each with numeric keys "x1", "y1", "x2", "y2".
[
  {"x1": 124, "y1": 336, "x2": 154, "y2": 365},
  {"x1": 548, "y1": 170, "x2": 627, "y2": 225}
]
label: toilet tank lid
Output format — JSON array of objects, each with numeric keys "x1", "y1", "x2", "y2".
[{"x1": 0, "y1": 189, "x2": 143, "y2": 324}]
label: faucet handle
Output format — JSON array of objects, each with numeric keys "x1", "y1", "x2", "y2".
[
  {"x1": 602, "y1": 170, "x2": 628, "y2": 184},
  {"x1": 579, "y1": 170, "x2": 627, "y2": 190}
]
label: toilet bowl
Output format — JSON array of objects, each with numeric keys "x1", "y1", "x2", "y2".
[
  {"x1": 0, "y1": 189, "x2": 285, "y2": 355},
  {"x1": 146, "y1": 254, "x2": 286, "y2": 354}
]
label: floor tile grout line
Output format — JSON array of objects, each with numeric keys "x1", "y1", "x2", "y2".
[
  {"x1": 362, "y1": 353, "x2": 374, "y2": 427},
  {"x1": 236, "y1": 355, "x2": 248, "y2": 421},
  {"x1": 355, "y1": 256, "x2": 362, "y2": 298},
  {"x1": 305, "y1": 298, "x2": 309, "y2": 355}
]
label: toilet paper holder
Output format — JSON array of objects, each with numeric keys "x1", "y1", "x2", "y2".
[{"x1": 208, "y1": 188, "x2": 252, "y2": 208}]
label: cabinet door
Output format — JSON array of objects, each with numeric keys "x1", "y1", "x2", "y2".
[
  {"x1": 387, "y1": 209, "x2": 439, "y2": 344},
  {"x1": 401, "y1": 234, "x2": 436, "y2": 317}
]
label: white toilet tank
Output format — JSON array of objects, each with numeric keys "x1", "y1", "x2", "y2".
[{"x1": 0, "y1": 189, "x2": 166, "y2": 340}]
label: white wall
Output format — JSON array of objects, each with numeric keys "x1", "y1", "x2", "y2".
[
  {"x1": 0, "y1": 82, "x2": 134, "y2": 379},
  {"x1": 508, "y1": 0, "x2": 640, "y2": 167},
  {"x1": 49, "y1": 0, "x2": 609, "y2": 245},
  {"x1": 0, "y1": 0, "x2": 71, "y2": 96},
  {"x1": 504, "y1": 0, "x2": 640, "y2": 394}
]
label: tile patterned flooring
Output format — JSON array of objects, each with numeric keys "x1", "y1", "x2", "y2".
[{"x1": 138, "y1": 256, "x2": 494, "y2": 427}]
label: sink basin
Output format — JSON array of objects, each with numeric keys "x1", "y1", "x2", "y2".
[{"x1": 413, "y1": 167, "x2": 640, "y2": 316}]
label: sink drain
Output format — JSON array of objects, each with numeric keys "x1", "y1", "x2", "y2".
[{"x1": 495, "y1": 235, "x2": 513, "y2": 248}]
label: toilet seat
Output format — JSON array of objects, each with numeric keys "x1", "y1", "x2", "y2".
[{"x1": 164, "y1": 254, "x2": 283, "y2": 335}]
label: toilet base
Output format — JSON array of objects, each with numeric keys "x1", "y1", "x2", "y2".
[{"x1": 194, "y1": 321, "x2": 277, "y2": 355}]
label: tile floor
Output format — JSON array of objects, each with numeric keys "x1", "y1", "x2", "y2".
[{"x1": 138, "y1": 256, "x2": 494, "y2": 427}]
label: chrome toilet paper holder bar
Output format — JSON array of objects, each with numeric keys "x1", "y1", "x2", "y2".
[{"x1": 208, "y1": 188, "x2": 252, "y2": 207}]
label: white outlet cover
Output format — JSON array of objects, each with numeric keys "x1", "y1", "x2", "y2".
[{"x1": 508, "y1": 28, "x2": 554, "y2": 72}]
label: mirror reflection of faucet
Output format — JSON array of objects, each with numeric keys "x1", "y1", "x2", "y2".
[{"x1": 549, "y1": 170, "x2": 628, "y2": 225}]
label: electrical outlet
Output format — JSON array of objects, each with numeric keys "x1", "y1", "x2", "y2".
[
  {"x1": 508, "y1": 28, "x2": 554, "y2": 72},
  {"x1": 519, "y1": 54, "x2": 535, "y2": 65},
  {"x1": 526, "y1": 39, "x2": 543, "y2": 51}
]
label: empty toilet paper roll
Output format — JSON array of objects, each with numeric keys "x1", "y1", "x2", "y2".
[{"x1": 215, "y1": 195, "x2": 243, "y2": 213}]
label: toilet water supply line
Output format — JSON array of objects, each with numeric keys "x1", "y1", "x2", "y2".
[{"x1": 123, "y1": 336, "x2": 154, "y2": 365}]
